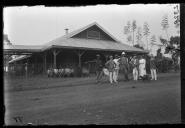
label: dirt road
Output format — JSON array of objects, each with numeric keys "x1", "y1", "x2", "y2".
[{"x1": 4, "y1": 73, "x2": 181, "y2": 125}]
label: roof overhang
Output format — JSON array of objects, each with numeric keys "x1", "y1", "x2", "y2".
[
  {"x1": 8, "y1": 55, "x2": 31, "y2": 64},
  {"x1": 51, "y1": 45, "x2": 149, "y2": 54}
]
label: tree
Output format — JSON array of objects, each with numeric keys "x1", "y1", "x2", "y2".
[
  {"x1": 124, "y1": 26, "x2": 128, "y2": 35},
  {"x1": 165, "y1": 36, "x2": 180, "y2": 55},
  {"x1": 143, "y1": 22, "x2": 150, "y2": 50},
  {"x1": 127, "y1": 21, "x2": 131, "y2": 34},
  {"x1": 132, "y1": 20, "x2": 137, "y2": 46},
  {"x1": 159, "y1": 36, "x2": 180, "y2": 65},
  {"x1": 133, "y1": 44, "x2": 144, "y2": 50},
  {"x1": 136, "y1": 27, "x2": 143, "y2": 47},
  {"x1": 4, "y1": 34, "x2": 12, "y2": 45},
  {"x1": 161, "y1": 14, "x2": 170, "y2": 41},
  {"x1": 124, "y1": 21, "x2": 132, "y2": 44},
  {"x1": 3, "y1": 34, "x2": 13, "y2": 72},
  {"x1": 150, "y1": 35, "x2": 157, "y2": 51},
  {"x1": 127, "y1": 35, "x2": 132, "y2": 43}
]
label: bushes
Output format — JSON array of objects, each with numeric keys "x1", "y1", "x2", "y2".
[{"x1": 155, "y1": 57, "x2": 173, "y2": 73}]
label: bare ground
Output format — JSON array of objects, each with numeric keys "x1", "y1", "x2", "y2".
[{"x1": 4, "y1": 72, "x2": 181, "y2": 125}]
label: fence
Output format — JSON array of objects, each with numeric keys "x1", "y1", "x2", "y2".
[{"x1": 6, "y1": 63, "x2": 44, "y2": 78}]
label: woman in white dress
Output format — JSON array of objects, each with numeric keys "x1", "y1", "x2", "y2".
[{"x1": 139, "y1": 55, "x2": 146, "y2": 78}]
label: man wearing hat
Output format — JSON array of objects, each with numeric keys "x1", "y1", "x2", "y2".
[
  {"x1": 119, "y1": 52, "x2": 129, "y2": 81},
  {"x1": 95, "y1": 54, "x2": 103, "y2": 83}
]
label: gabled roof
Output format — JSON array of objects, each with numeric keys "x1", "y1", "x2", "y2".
[
  {"x1": 4, "y1": 22, "x2": 148, "y2": 54},
  {"x1": 43, "y1": 22, "x2": 120, "y2": 48}
]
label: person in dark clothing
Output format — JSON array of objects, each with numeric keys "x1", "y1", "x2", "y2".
[
  {"x1": 95, "y1": 54, "x2": 103, "y2": 83},
  {"x1": 119, "y1": 52, "x2": 129, "y2": 81},
  {"x1": 150, "y1": 54, "x2": 157, "y2": 80}
]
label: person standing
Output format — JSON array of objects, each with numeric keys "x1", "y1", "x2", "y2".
[
  {"x1": 150, "y1": 54, "x2": 157, "y2": 80},
  {"x1": 119, "y1": 52, "x2": 129, "y2": 81},
  {"x1": 139, "y1": 55, "x2": 146, "y2": 79},
  {"x1": 113, "y1": 54, "x2": 120, "y2": 82},
  {"x1": 105, "y1": 55, "x2": 116, "y2": 84},
  {"x1": 95, "y1": 54, "x2": 103, "y2": 83},
  {"x1": 130, "y1": 55, "x2": 139, "y2": 81}
]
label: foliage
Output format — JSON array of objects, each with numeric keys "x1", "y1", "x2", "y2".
[
  {"x1": 143, "y1": 22, "x2": 150, "y2": 37},
  {"x1": 132, "y1": 20, "x2": 137, "y2": 45},
  {"x1": 127, "y1": 21, "x2": 131, "y2": 33},
  {"x1": 4, "y1": 34, "x2": 13, "y2": 66},
  {"x1": 124, "y1": 21, "x2": 132, "y2": 44},
  {"x1": 156, "y1": 48, "x2": 163, "y2": 59},
  {"x1": 159, "y1": 36, "x2": 168, "y2": 46},
  {"x1": 161, "y1": 14, "x2": 169, "y2": 30},
  {"x1": 143, "y1": 22, "x2": 150, "y2": 50},
  {"x1": 166, "y1": 36, "x2": 180, "y2": 56},
  {"x1": 133, "y1": 44, "x2": 144, "y2": 50},
  {"x1": 159, "y1": 36, "x2": 180, "y2": 55},
  {"x1": 158, "y1": 36, "x2": 180, "y2": 72},
  {"x1": 136, "y1": 27, "x2": 143, "y2": 45},
  {"x1": 150, "y1": 35, "x2": 157, "y2": 51},
  {"x1": 124, "y1": 20, "x2": 138, "y2": 46},
  {"x1": 4, "y1": 34, "x2": 12, "y2": 45},
  {"x1": 127, "y1": 35, "x2": 132, "y2": 43}
]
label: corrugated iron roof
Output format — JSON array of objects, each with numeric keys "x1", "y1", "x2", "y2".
[
  {"x1": 4, "y1": 44, "x2": 43, "y2": 53},
  {"x1": 4, "y1": 22, "x2": 148, "y2": 54},
  {"x1": 44, "y1": 38, "x2": 147, "y2": 53}
]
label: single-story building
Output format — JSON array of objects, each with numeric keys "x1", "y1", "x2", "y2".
[{"x1": 4, "y1": 22, "x2": 148, "y2": 76}]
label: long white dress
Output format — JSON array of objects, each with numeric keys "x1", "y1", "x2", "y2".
[{"x1": 139, "y1": 58, "x2": 146, "y2": 77}]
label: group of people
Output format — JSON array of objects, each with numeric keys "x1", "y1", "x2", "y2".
[{"x1": 95, "y1": 52, "x2": 157, "y2": 84}]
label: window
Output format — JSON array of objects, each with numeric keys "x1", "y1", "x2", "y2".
[{"x1": 87, "y1": 30, "x2": 100, "y2": 39}]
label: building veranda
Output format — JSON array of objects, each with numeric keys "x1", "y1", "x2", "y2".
[{"x1": 3, "y1": 22, "x2": 148, "y2": 77}]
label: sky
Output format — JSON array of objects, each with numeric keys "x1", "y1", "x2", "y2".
[{"x1": 3, "y1": 4, "x2": 180, "y2": 55}]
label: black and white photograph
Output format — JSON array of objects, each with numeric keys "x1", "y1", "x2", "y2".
[{"x1": 3, "y1": 4, "x2": 181, "y2": 125}]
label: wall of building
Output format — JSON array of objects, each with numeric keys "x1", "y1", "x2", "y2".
[{"x1": 72, "y1": 25, "x2": 115, "y2": 41}]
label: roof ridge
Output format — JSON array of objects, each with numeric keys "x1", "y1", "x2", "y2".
[{"x1": 43, "y1": 22, "x2": 120, "y2": 48}]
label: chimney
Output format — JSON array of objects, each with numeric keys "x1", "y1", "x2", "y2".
[{"x1": 65, "y1": 28, "x2": 69, "y2": 35}]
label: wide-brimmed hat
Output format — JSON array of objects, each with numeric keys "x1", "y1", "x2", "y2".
[{"x1": 121, "y1": 52, "x2": 125, "y2": 55}]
